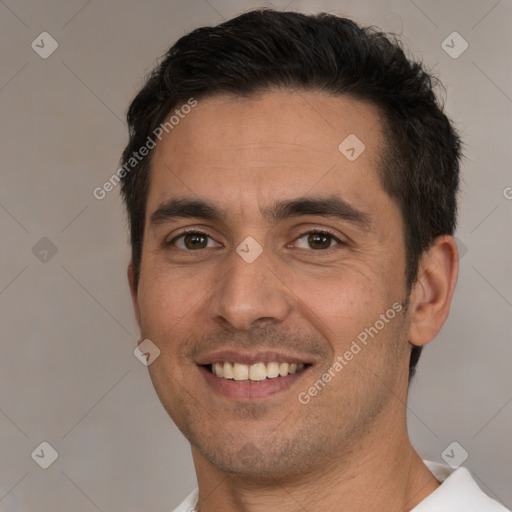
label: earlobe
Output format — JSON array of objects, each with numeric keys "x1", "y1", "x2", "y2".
[
  {"x1": 127, "y1": 263, "x2": 141, "y2": 332},
  {"x1": 407, "y1": 235, "x2": 459, "y2": 347}
]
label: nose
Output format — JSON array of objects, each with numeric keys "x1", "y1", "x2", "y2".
[{"x1": 208, "y1": 246, "x2": 293, "y2": 331}]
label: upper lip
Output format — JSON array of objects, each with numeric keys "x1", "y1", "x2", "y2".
[{"x1": 195, "y1": 350, "x2": 314, "y2": 366}]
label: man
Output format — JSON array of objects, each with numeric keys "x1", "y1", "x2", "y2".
[{"x1": 119, "y1": 9, "x2": 509, "y2": 512}]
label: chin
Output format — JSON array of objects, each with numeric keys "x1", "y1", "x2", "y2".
[{"x1": 191, "y1": 429, "x2": 328, "y2": 480}]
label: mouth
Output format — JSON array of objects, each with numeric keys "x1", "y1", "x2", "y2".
[
  {"x1": 204, "y1": 361, "x2": 309, "y2": 382},
  {"x1": 196, "y1": 351, "x2": 313, "y2": 400}
]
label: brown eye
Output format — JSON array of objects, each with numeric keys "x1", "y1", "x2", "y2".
[
  {"x1": 169, "y1": 231, "x2": 220, "y2": 250},
  {"x1": 183, "y1": 233, "x2": 208, "y2": 249},
  {"x1": 307, "y1": 232, "x2": 333, "y2": 250},
  {"x1": 293, "y1": 231, "x2": 341, "y2": 250}
]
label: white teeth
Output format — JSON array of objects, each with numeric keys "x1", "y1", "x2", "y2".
[
  {"x1": 233, "y1": 362, "x2": 249, "y2": 381},
  {"x1": 266, "y1": 361, "x2": 280, "y2": 378},
  {"x1": 223, "y1": 362, "x2": 234, "y2": 379},
  {"x1": 211, "y1": 361, "x2": 307, "y2": 381},
  {"x1": 249, "y1": 362, "x2": 267, "y2": 381},
  {"x1": 279, "y1": 362, "x2": 289, "y2": 377},
  {"x1": 213, "y1": 362, "x2": 224, "y2": 377}
]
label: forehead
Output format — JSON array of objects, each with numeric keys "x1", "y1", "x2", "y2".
[{"x1": 147, "y1": 89, "x2": 388, "y2": 218}]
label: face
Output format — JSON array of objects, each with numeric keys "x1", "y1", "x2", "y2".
[{"x1": 130, "y1": 90, "x2": 413, "y2": 478}]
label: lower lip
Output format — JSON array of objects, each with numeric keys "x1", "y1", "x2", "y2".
[{"x1": 198, "y1": 365, "x2": 308, "y2": 400}]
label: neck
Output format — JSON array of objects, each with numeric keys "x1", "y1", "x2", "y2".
[{"x1": 191, "y1": 411, "x2": 440, "y2": 512}]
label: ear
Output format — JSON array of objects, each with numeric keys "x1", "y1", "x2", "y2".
[
  {"x1": 407, "y1": 235, "x2": 459, "y2": 347},
  {"x1": 128, "y1": 263, "x2": 141, "y2": 332}
]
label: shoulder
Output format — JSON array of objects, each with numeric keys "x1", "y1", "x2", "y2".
[
  {"x1": 170, "y1": 489, "x2": 198, "y2": 512},
  {"x1": 413, "y1": 461, "x2": 510, "y2": 512}
]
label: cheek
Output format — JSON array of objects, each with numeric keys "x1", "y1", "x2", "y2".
[
  {"x1": 137, "y1": 266, "x2": 208, "y2": 336},
  {"x1": 286, "y1": 264, "x2": 405, "y2": 364},
  {"x1": 286, "y1": 261, "x2": 388, "y2": 321},
  {"x1": 137, "y1": 270, "x2": 203, "y2": 422}
]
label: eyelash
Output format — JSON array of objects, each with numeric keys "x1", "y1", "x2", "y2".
[{"x1": 166, "y1": 228, "x2": 344, "y2": 251}]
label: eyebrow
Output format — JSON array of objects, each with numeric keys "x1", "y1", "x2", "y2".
[
  {"x1": 263, "y1": 195, "x2": 372, "y2": 229},
  {"x1": 150, "y1": 198, "x2": 221, "y2": 225},
  {"x1": 149, "y1": 195, "x2": 372, "y2": 230}
]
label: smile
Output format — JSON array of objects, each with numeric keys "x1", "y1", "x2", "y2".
[
  {"x1": 196, "y1": 350, "x2": 313, "y2": 399},
  {"x1": 208, "y1": 361, "x2": 307, "y2": 381}
]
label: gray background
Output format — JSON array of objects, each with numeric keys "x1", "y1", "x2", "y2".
[{"x1": 1, "y1": 0, "x2": 511, "y2": 510}]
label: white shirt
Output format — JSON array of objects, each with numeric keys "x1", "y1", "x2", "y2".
[{"x1": 171, "y1": 460, "x2": 509, "y2": 511}]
